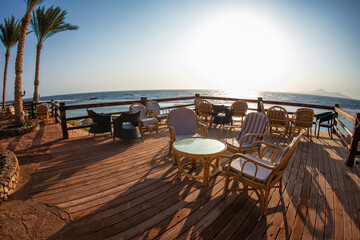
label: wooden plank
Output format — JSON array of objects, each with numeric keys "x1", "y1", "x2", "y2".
[
  {"x1": 335, "y1": 117, "x2": 353, "y2": 137},
  {"x1": 193, "y1": 194, "x2": 250, "y2": 239},
  {"x1": 301, "y1": 135, "x2": 321, "y2": 240},
  {"x1": 286, "y1": 139, "x2": 308, "y2": 239},
  {"x1": 65, "y1": 173, "x2": 204, "y2": 236},
  {"x1": 31, "y1": 144, "x2": 169, "y2": 194},
  {"x1": 335, "y1": 107, "x2": 356, "y2": 125},
  {"x1": 323, "y1": 139, "x2": 335, "y2": 239},
  {"x1": 262, "y1": 139, "x2": 304, "y2": 239},
  {"x1": 20, "y1": 121, "x2": 358, "y2": 240},
  {"x1": 346, "y1": 113, "x2": 360, "y2": 166},
  {"x1": 88, "y1": 174, "x2": 225, "y2": 239},
  {"x1": 313, "y1": 135, "x2": 326, "y2": 240},
  {"x1": 153, "y1": 176, "x2": 232, "y2": 239},
  {"x1": 291, "y1": 137, "x2": 314, "y2": 240}
]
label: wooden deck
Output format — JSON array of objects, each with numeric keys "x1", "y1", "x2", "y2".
[{"x1": 27, "y1": 124, "x2": 360, "y2": 239}]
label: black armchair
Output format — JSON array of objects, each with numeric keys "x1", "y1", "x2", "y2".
[
  {"x1": 211, "y1": 105, "x2": 233, "y2": 128},
  {"x1": 113, "y1": 111, "x2": 143, "y2": 144},
  {"x1": 87, "y1": 109, "x2": 112, "y2": 137},
  {"x1": 314, "y1": 112, "x2": 335, "y2": 139}
]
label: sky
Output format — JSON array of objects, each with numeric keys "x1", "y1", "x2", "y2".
[{"x1": 0, "y1": 0, "x2": 359, "y2": 101}]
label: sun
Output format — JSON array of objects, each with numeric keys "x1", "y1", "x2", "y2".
[{"x1": 176, "y1": 9, "x2": 296, "y2": 91}]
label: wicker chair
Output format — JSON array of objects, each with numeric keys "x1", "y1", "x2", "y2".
[
  {"x1": 36, "y1": 104, "x2": 50, "y2": 121},
  {"x1": 219, "y1": 112, "x2": 269, "y2": 155},
  {"x1": 129, "y1": 103, "x2": 158, "y2": 135},
  {"x1": 223, "y1": 133, "x2": 303, "y2": 216},
  {"x1": 146, "y1": 101, "x2": 168, "y2": 124},
  {"x1": 289, "y1": 108, "x2": 315, "y2": 140},
  {"x1": 87, "y1": 109, "x2": 112, "y2": 137},
  {"x1": 168, "y1": 108, "x2": 208, "y2": 154},
  {"x1": 196, "y1": 99, "x2": 213, "y2": 125},
  {"x1": 267, "y1": 106, "x2": 289, "y2": 137},
  {"x1": 231, "y1": 100, "x2": 248, "y2": 125}
]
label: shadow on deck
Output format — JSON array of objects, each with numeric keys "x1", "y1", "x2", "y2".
[{"x1": 9, "y1": 122, "x2": 360, "y2": 239}]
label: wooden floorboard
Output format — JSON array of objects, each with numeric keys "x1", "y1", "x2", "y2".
[{"x1": 23, "y1": 124, "x2": 360, "y2": 239}]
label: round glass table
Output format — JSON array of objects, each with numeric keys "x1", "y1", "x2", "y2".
[{"x1": 173, "y1": 137, "x2": 227, "y2": 186}]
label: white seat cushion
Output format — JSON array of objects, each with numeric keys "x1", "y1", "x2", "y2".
[
  {"x1": 141, "y1": 118, "x2": 158, "y2": 127},
  {"x1": 226, "y1": 156, "x2": 275, "y2": 183}
]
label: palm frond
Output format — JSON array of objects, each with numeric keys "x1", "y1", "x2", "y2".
[
  {"x1": 31, "y1": 5, "x2": 79, "y2": 44},
  {"x1": 26, "y1": 0, "x2": 43, "y2": 12},
  {"x1": 0, "y1": 15, "x2": 22, "y2": 50}
]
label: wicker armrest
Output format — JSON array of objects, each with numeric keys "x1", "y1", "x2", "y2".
[
  {"x1": 253, "y1": 141, "x2": 285, "y2": 151},
  {"x1": 197, "y1": 121, "x2": 209, "y2": 137},
  {"x1": 218, "y1": 124, "x2": 241, "y2": 140},
  {"x1": 250, "y1": 141, "x2": 285, "y2": 162}
]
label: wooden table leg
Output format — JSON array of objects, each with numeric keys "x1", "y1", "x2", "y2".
[
  {"x1": 216, "y1": 157, "x2": 221, "y2": 171},
  {"x1": 174, "y1": 153, "x2": 182, "y2": 179},
  {"x1": 191, "y1": 158, "x2": 196, "y2": 169},
  {"x1": 203, "y1": 158, "x2": 209, "y2": 186}
]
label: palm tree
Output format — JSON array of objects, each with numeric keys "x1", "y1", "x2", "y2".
[
  {"x1": 0, "y1": 16, "x2": 21, "y2": 109},
  {"x1": 14, "y1": 0, "x2": 43, "y2": 125},
  {"x1": 31, "y1": 6, "x2": 78, "y2": 103}
]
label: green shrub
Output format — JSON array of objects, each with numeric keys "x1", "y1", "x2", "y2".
[{"x1": 67, "y1": 120, "x2": 89, "y2": 132}]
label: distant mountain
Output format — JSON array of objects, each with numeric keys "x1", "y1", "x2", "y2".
[{"x1": 310, "y1": 89, "x2": 351, "y2": 99}]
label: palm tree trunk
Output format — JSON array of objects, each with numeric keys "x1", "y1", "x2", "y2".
[
  {"x1": 14, "y1": 12, "x2": 32, "y2": 125},
  {"x1": 2, "y1": 49, "x2": 10, "y2": 109},
  {"x1": 33, "y1": 42, "x2": 42, "y2": 103}
]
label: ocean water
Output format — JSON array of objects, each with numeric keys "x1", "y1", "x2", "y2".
[{"x1": 37, "y1": 89, "x2": 360, "y2": 116}]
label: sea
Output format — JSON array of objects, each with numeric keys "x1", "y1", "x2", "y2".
[{"x1": 16, "y1": 89, "x2": 360, "y2": 134}]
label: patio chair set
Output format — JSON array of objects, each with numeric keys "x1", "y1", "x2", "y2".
[
  {"x1": 195, "y1": 98, "x2": 326, "y2": 140},
  {"x1": 266, "y1": 106, "x2": 334, "y2": 140},
  {"x1": 170, "y1": 99, "x2": 336, "y2": 215},
  {"x1": 87, "y1": 101, "x2": 168, "y2": 144},
  {"x1": 86, "y1": 99, "x2": 334, "y2": 216},
  {"x1": 195, "y1": 99, "x2": 248, "y2": 127},
  {"x1": 169, "y1": 104, "x2": 303, "y2": 216}
]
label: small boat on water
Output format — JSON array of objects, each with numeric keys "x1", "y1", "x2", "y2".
[{"x1": 90, "y1": 96, "x2": 97, "y2": 100}]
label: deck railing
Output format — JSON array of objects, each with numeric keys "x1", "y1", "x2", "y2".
[{"x1": 58, "y1": 94, "x2": 360, "y2": 166}]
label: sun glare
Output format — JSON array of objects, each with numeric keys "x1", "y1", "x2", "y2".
[{"x1": 177, "y1": 9, "x2": 296, "y2": 91}]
